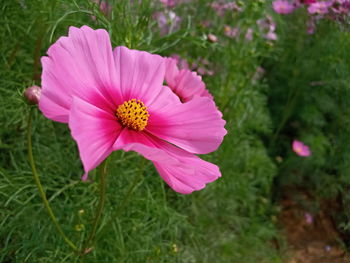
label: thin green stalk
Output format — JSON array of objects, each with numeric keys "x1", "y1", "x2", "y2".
[
  {"x1": 95, "y1": 158, "x2": 145, "y2": 243},
  {"x1": 81, "y1": 158, "x2": 109, "y2": 254},
  {"x1": 27, "y1": 107, "x2": 78, "y2": 251},
  {"x1": 271, "y1": 86, "x2": 301, "y2": 144}
]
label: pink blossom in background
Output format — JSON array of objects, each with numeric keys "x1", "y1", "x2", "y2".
[
  {"x1": 154, "y1": 11, "x2": 181, "y2": 36},
  {"x1": 192, "y1": 58, "x2": 215, "y2": 76},
  {"x1": 210, "y1": 2, "x2": 225, "y2": 16},
  {"x1": 257, "y1": 15, "x2": 276, "y2": 31},
  {"x1": 252, "y1": 66, "x2": 266, "y2": 83},
  {"x1": 39, "y1": 26, "x2": 227, "y2": 194},
  {"x1": 170, "y1": 54, "x2": 189, "y2": 70},
  {"x1": 196, "y1": 67, "x2": 214, "y2": 76},
  {"x1": 207, "y1": 33, "x2": 218, "y2": 43},
  {"x1": 165, "y1": 57, "x2": 213, "y2": 102},
  {"x1": 292, "y1": 0, "x2": 302, "y2": 8},
  {"x1": 245, "y1": 28, "x2": 253, "y2": 41},
  {"x1": 273, "y1": 0, "x2": 295, "y2": 14},
  {"x1": 160, "y1": 0, "x2": 177, "y2": 7},
  {"x1": 154, "y1": 12, "x2": 167, "y2": 34},
  {"x1": 24, "y1": 85, "x2": 41, "y2": 105},
  {"x1": 222, "y1": 2, "x2": 243, "y2": 12},
  {"x1": 304, "y1": 212, "x2": 314, "y2": 224},
  {"x1": 331, "y1": 0, "x2": 350, "y2": 13},
  {"x1": 306, "y1": 18, "x2": 316, "y2": 34},
  {"x1": 91, "y1": 0, "x2": 111, "y2": 19},
  {"x1": 293, "y1": 0, "x2": 316, "y2": 6},
  {"x1": 302, "y1": 0, "x2": 317, "y2": 4},
  {"x1": 210, "y1": 1, "x2": 242, "y2": 16},
  {"x1": 159, "y1": 0, "x2": 190, "y2": 7},
  {"x1": 266, "y1": 31, "x2": 278, "y2": 40},
  {"x1": 257, "y1": 16, "x2": 278, "y2": 41},
  {"x1": 97, "y1": 0, "x2": 110, "y2": 15},
  {"x1": 292, "y1": 140, "x2": 311, "y2": 157},
  {"x1": 224, "y1": 25, "x2": 240, "y2": 39},
  {"x1": 308, "y1": 1, "x2": 332, "y2": 14},
  {"x1": 200, "y1": 20, "x2": 213, "y2": 28}
]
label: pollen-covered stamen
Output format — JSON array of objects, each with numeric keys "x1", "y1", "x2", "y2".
[{"x1": 116, "y1": 99, "x2": 149, "y2": 131}]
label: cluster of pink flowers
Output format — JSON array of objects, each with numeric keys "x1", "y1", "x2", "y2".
[
  {"x1": 272, "y1": 0, "x2": 334, "y2": 14},
  {"x1": 159, "y1": 0, "x2": 179, "y2": 7},
  {"x1": 272, "y1": 0, "x2": 350, "y2": 33},
  {"x1": 223, "y1": 26, "x2": 256, "y2": 41},
  {"x1": 170, "y1": 54, "x2": 215, "y2": 76},
  {"x1": 224, "y1": 25, "x2": 239, "y2": 39},
  {"x1": 38, "y1": 26, "x2": 227, "y2": 194},
  {"x1": 273, "y1": 0, "x2": 295, "y2": 14},
  {"x1": 257, "y1": 15, "x2": 278, "y2": 41},
  {"x1": 210, "y1": 1, "x2": 243, "y2": 16}
]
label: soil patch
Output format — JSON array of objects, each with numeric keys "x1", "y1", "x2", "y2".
[{"x1": 279, "y1": 189, "x2": 350, "y2": 263}]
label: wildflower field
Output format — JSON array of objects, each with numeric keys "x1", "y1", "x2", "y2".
[{"x1": 1, "y1": 0, "x2": 350, "y2": 262}]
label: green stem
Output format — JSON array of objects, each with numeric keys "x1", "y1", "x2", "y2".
[
  {"x1": 81, "y1": 158, "x2": 109, "y2": 254},
  {"x1": 270, "y1": 86, "x2": 301, "y2": 145},
  {"x1": 27, "y1": 107, "x2": 78, "y2": 251},
  {"x1": 95, "y1": 158, "x2": 145, "y2": 243},
  {"x1": 114, "y1": 166, "x2": 142, "y2": 216}
]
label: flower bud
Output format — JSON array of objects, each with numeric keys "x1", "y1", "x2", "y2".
[
  {"x1": 207, "y1": 33, "x2": 218, "y2": 43},
  {"x1": 24, "y1": 85, "x2": 41, "y2": 105}
]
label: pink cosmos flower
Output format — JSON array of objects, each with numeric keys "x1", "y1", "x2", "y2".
[
  {"x1": 308, "y1": 1, "x2": 332, "y2": 14},
  {"x1": 39, "y1": 26, "x2": 227, "y2": 194},
  {"x1": 273, "y1": 0, "x2": 295, "y2": 14},
  {"x1": 164, "y1": 58, "x2": 213, "y2": 102},
  {"x1": 292, "y1": 140, "x2": 311, "y2": 157}
]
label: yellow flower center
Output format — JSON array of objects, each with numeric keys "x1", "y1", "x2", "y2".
[
  {"x1": 116, "y1": 99, "x2": 149, "y2": 131},
  {"x1": 296, "y1": 146, "x2": 302, "y2": 153}
]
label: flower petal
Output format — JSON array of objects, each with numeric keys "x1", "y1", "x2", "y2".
[
  {"x1": 153, "y1": 139, "x2": 221, "y2": 194},
  {"x1": 146, "y1": 97, "x2": 227, "y2": 154},
  {"x1": 147, "y1": 86, "x2": 181, "y2": 112},
  {"x1": 39, "y1": 26, "x2": 120, "y2": 123},
  {"x1": 113, "y1": 46, "x2": 165, "y2": 106},
  {"x1": 164, "y1": 58, "x2": 180, "y2": 88},
  {"x1": 113, "y1": 129, "x2": 180, "y2": 165},
  {"x1": 165, "y1": 58, "x2": 213, "y2": 102},
  {"x1": 113, "y1": 131, "x2": 220, "y2": 194},
  {"x1": 69, "y1": 96, "x2": 121, "y2": 180}
]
